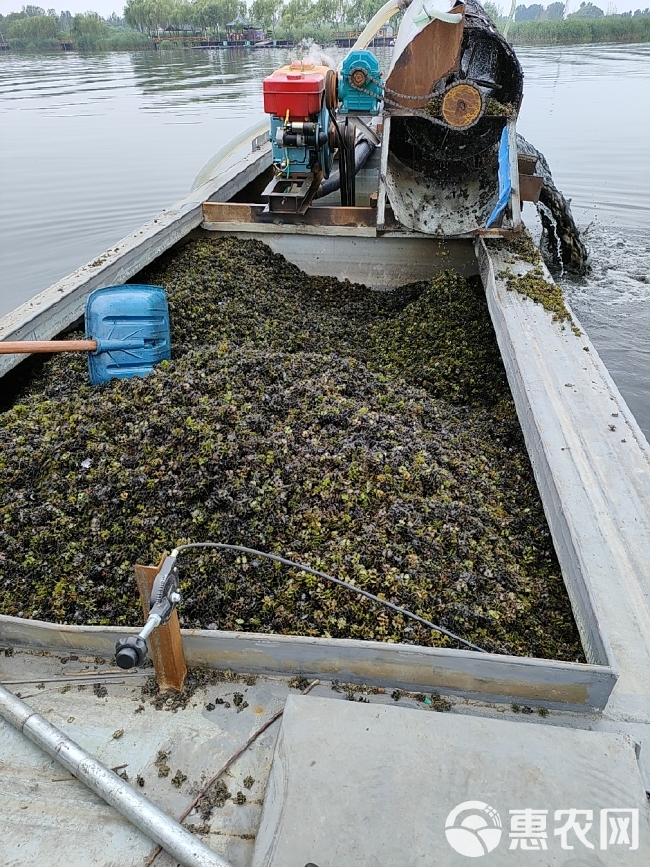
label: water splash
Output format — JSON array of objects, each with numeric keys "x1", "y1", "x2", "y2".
[{"x1": 536, "y1": 199, "x2": 565, "y2": 278}]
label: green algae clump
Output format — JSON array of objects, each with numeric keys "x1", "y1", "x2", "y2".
[
  {"x1": 0, "y1": 238, "x2": 583, "y2": 661},
  {"x1": 488, "y1": 231, "x2": 576, "y2": 327},
  {"x1": 505, "y1": 266, "x2": 572, "y2": 324}
]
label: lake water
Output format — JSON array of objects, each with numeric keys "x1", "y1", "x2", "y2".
[{"x1": 1, "y1": 43, "x2": 649, "y2": 431}]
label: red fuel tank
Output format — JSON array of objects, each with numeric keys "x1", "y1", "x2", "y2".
[{"x1": 263, "y1": 63, "x2": 329, "y2": 120}]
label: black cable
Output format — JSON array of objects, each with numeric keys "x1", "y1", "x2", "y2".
[{"x1": 170, "y1": 541, "x2": 488, "y2": 654}]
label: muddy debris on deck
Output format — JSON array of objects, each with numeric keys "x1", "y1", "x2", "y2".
[{"x1": 0, "y1": 237, "x2": 583, "y2": 660}]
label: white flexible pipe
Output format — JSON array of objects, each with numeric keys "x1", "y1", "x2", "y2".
[
  {"x1": 412, "y1": 1, "x2": 464, "y2": 26},
  {"x1": 351, "y1": 0, "x2": 461, "y2": 56},
  {"x1": 351, "y1": 0, "x2": 402, "y2": 51},
  {"x1": 191, "y1": 117, "x2": 269, "y2": 191}
]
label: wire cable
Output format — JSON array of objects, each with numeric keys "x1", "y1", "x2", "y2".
[{"x1": 170, "y1": 541, "x2": 488, "y2": 654}]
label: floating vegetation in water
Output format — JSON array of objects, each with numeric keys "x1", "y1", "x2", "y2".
[{"x1": 0, "y1": 238, "x2": 583, "y2": 660}]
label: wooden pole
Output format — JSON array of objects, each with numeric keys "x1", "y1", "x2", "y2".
[
  {"x1": 0, "y1": 340, "x2": 98, "y2": 354},
  {"x1": 134, "y1": 556, "x2": 187, "y2": 694}
]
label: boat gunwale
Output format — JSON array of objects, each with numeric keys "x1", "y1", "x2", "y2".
[{"x1": 0, "y1": 612, "x2": 616, "y2": 712}]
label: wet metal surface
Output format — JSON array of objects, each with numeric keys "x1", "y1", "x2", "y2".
[
  {"x1": 0, "y1": 649, "x2": 285, "y2": 867},
  {"x1": 254, "y1": 694, "x2": 650, "y2": 866}
]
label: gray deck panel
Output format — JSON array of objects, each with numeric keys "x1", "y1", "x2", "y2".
[
  {"x1": 0, "y1": 649, "x2": 287, "y2": 867},
  {"x1": 0, "y1": 649, "x2": 645, "y2": 867},
  {"x1": 253, "y1": 694, "x2": 650, "y2": 866}
]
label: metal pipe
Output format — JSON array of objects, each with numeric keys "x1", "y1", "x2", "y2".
[{"x1": 0, "y1": 684, "x2": 232, "y2": 867}]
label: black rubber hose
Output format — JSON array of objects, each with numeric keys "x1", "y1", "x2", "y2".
[{"x1": 315, "y1": 137, "x2": 375, "y2": 200}]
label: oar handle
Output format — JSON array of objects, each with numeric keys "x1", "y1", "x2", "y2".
[{"x1": 0, "y1": 340, "x2": 98, "y2": 354}]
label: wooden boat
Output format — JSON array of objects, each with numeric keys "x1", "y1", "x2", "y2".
[{"x1": 1, "y1": 6, "x2": 650, "y2": 865}]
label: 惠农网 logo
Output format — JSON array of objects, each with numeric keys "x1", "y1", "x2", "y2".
[
  {"x1": 445, "y1": 801, "x2": 503, "y2": 857},
  {"x1": 444, "y1": 801, "x2": 639, "y2": 856}
]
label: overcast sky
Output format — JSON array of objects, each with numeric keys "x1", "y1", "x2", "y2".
[{"x1": 1, "y1": 0, "x2": 648, "y2": 20}]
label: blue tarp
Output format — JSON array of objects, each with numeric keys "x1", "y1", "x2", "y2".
[{"x1": 486, "y1": 125, "x2": 511, "y2": 229}]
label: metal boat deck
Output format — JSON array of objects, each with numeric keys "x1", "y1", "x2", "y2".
[{"x1": 2, "y1": 141, "x2": 650, "y2": 864}]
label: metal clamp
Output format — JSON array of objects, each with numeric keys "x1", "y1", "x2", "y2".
[{"x1": 115, "y1": 554, "x2": 182, "y2": 669}]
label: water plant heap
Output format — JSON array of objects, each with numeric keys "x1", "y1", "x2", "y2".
[{"x1": 0, "y1": 238, "x2": 583, "y2": 660}]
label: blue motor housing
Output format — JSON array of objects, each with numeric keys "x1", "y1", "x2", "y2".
[
  {"x1": 339, "y1": 50, "x2": 382, "y2": 115},
  {"x1": 269, "y1": 97, "x2": 333, "y2": 179}
]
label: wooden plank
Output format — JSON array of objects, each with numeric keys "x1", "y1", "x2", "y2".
[
  {"x1": 202, "y1": 222, "x2": 377, "y2": 238},
  {"x1": 376, "y1": 114, "x2": 390, "y2": 231},
  {"x1": 202, "y1": 202, "x2": 377, "y2": 228},
  {"x1": 507, "y1": 118, "x2": 522, "y2": 230},
  {"x1": 0, "y1": 340, "x2": 97, "y2": 355},
  {"x1": 0, "y1": 613, "x2": 616, "y2": 711},
  {"x1": 385, "y1": 7, "x2": 465, "y2": 109},
  {"x1": 134, "y1": 558, "x2": 186, "y2": 693},
  {"x1": 518, "y1": 153, "x2": 538, "y2": 175},
  {"x1": 519, "y1": 173, "x2": 543, "y2": 203},
  {"x1": 473, "y1": 227, "x2": 522, "y2": 240}
]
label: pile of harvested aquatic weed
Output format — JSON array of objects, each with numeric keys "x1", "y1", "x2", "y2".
[
  {"x1": 487, "y1": 231, "x2": 576, "y2": 327},
  {"x1": 0, "y1": 238, "x2": 583, "y2": 660}
]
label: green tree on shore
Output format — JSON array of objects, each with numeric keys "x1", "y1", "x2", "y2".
[
  {"x1": 72, "y1": 12, "x2": 109, "y2": 44},
  {"x1": 4, "y1": 12, "x2": 59, "y2": 43},
  {"x1": 568, "y1": 2, "x2": 604, "y2": 18},
  {"x1": 250, "y1": 0, "x2": 284, "y2": 33}
]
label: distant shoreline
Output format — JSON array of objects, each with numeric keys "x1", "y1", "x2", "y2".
[
  {"x1": 3, "y1": 36, "x2": 650, "y2": 54},
  {"x1": 507, "y1": 16, "x2": 650, "y2": 44},
  {"x1": 1, "y1": 13, "x2": 649, "y2": 53}
]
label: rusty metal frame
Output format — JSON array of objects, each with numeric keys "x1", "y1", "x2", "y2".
[{"x1": 202, "y1": 201, "x2": 380, "y2": 230}]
